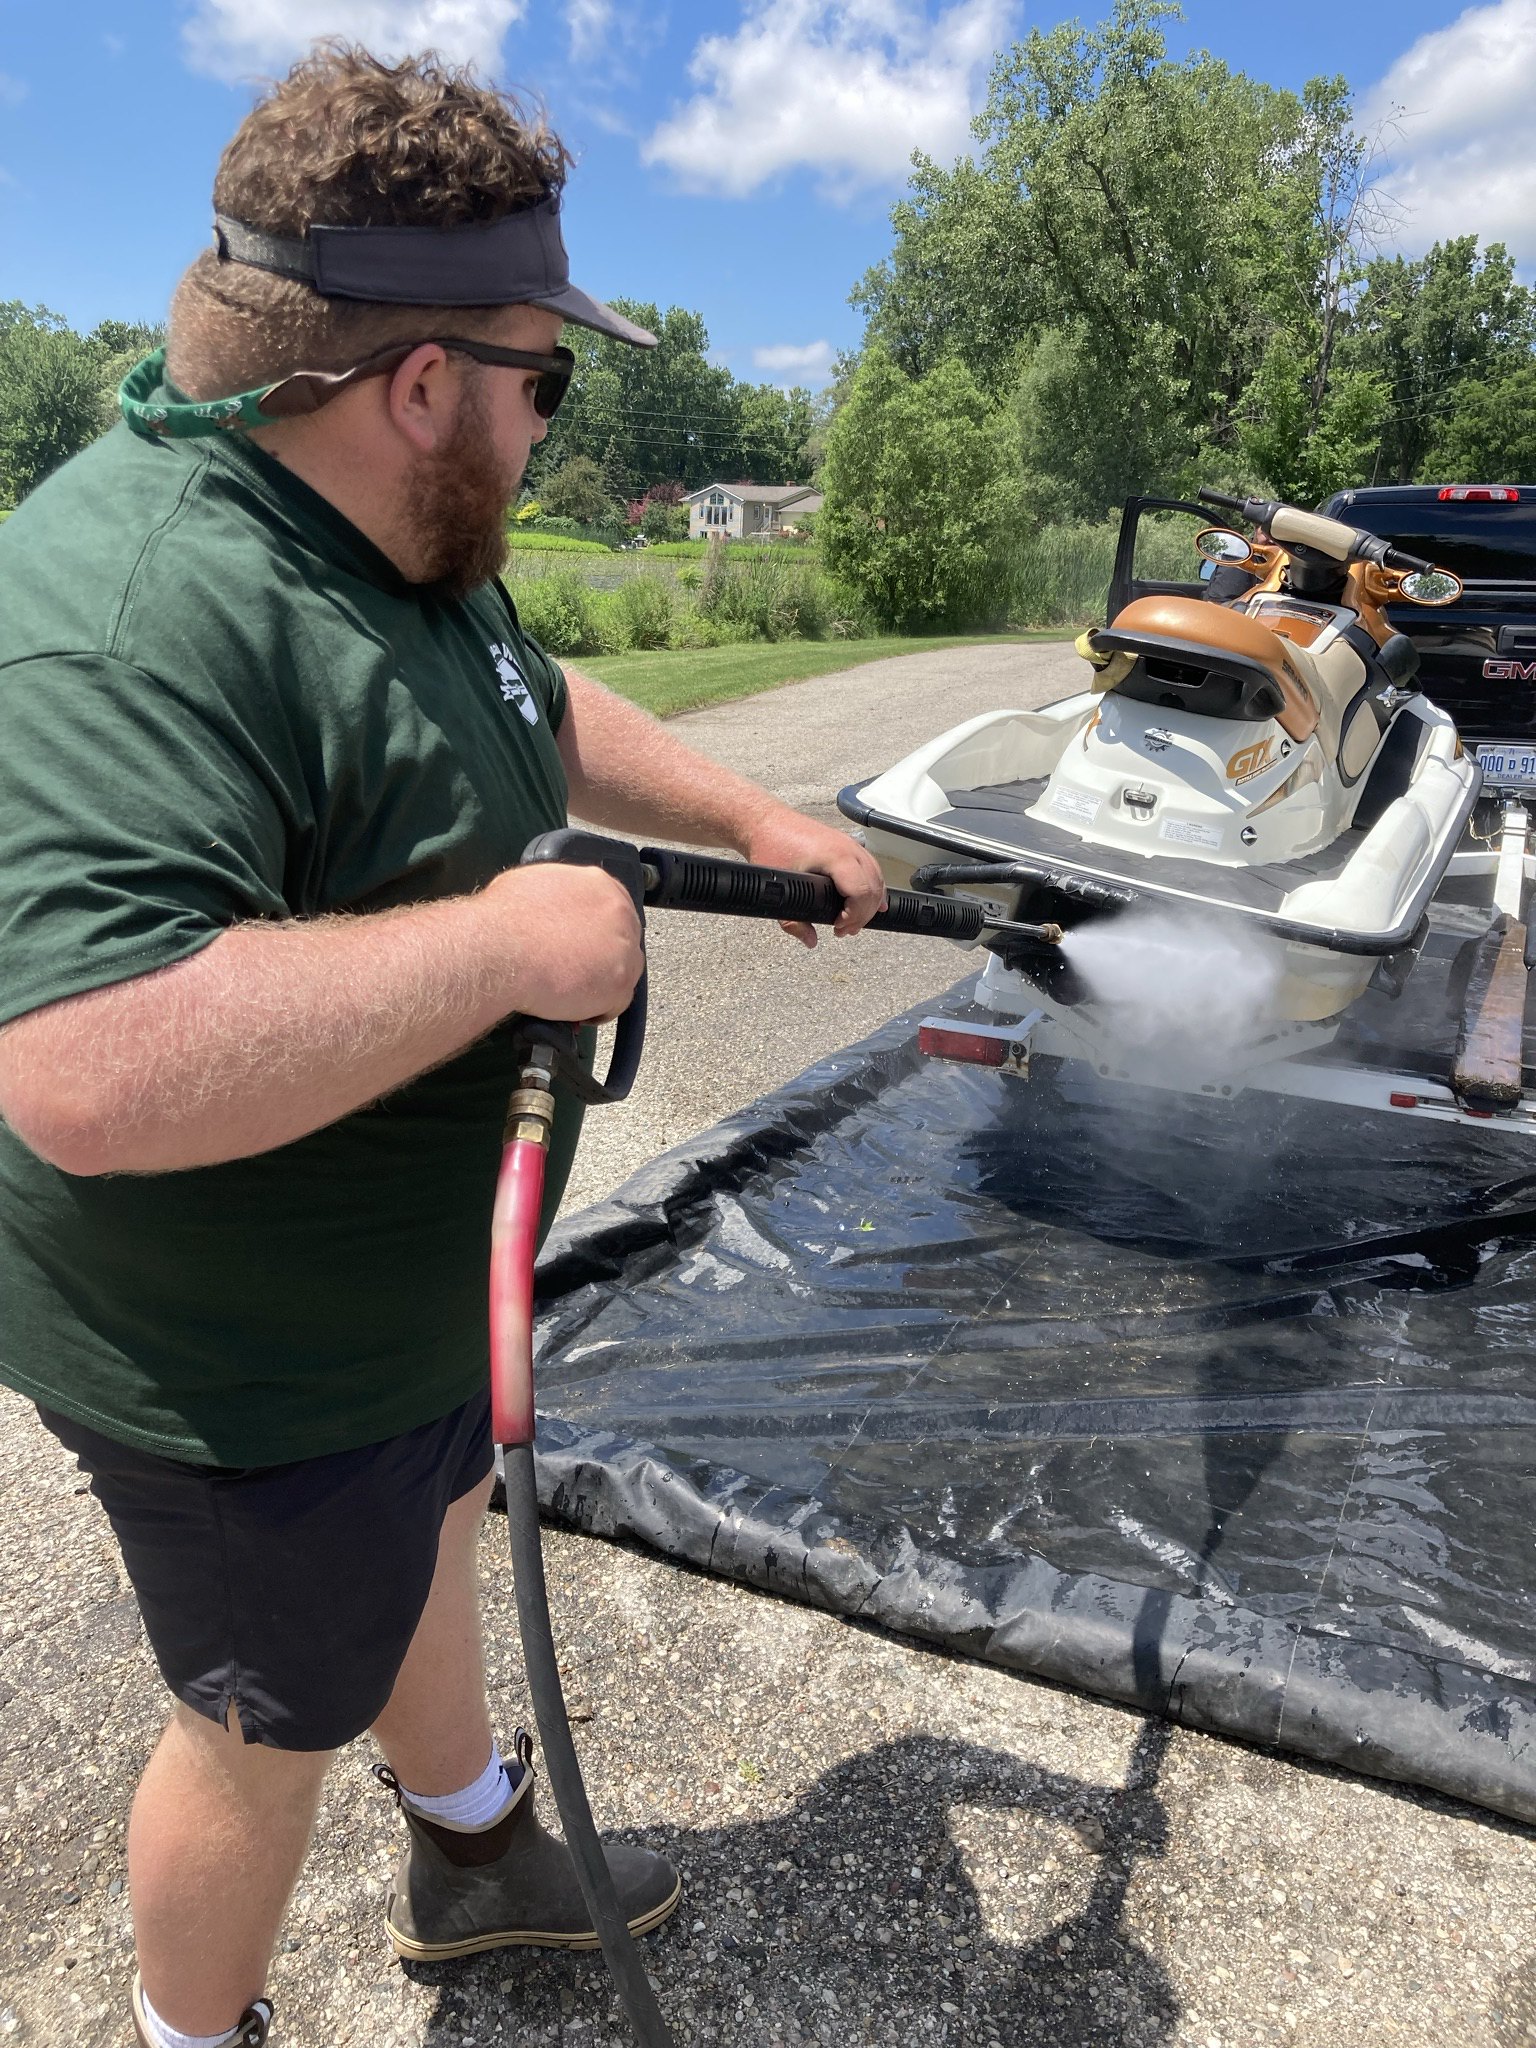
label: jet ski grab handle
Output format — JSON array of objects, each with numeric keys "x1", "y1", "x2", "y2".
[
  {"x1": 1197, "y1": 488, "x2": 1436, "y2": 576},
  {"x1": 515, "y1": 828, "x2": 1061, "y2": 1105}
]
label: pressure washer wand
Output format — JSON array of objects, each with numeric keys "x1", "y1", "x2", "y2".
[{"x1": 637, "y1": 843, "x2": 1063, "y2": 950}]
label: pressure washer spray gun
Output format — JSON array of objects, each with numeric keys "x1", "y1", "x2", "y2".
[{"x1": 490, "y1": 828, "x2": 1061, "y2": 2048}]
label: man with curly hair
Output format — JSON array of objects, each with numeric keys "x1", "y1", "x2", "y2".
[{"x1": 0, "y1": 45, "x2": 884, "y2": 2048}]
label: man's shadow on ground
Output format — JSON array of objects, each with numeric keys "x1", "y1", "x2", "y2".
[{"x1": 403, "y1": 1721, "x2": 1180, "y2": 2047}]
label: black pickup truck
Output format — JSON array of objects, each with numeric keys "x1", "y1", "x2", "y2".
[{"x1": 1318, "y1": 484, "x2": 1536, "y2": 779}]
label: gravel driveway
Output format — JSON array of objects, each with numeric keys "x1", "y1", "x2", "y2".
[{"x1": 3, "y1": 639, "x2": 1534, "y2": 2048}]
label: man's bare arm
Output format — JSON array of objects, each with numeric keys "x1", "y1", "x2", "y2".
[
  {"x1": 0, "y1": 864, "x2": 642, "y2": 1177},
  {"x1": 555, "y1": 668, "x2": 887, "y2": 940}
]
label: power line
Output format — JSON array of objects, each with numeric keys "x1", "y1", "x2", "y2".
[{"x1": 549, "y1": 398, "x2": 821, "y2": 426}]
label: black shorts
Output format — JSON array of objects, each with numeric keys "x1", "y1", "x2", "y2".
[{"x1": 38, "y1": 1391, "x2": 494, "y2": 1751}]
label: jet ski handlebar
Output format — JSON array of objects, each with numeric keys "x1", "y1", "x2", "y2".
[{"x1": 1196, "y1": 488, "x2": 1437, "y2": 576}]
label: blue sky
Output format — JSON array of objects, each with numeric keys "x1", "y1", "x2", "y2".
[{"x1": 1, "y1": 1, "x2": 1526, "y2": 389}]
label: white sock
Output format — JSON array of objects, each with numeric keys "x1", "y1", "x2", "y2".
[
  {"x1": 138, "y1": 1987, "x2": 249, "y2": 2048},
  {"x1": 399, "y1": 1743, "x2": 520, "y2": 1829}
]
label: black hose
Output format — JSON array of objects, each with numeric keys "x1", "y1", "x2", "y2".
[{"x1": 501, "y1": 1445, "x2": 679, "y2": 2048}]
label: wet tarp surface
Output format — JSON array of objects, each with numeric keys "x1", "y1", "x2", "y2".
[{"x1": 529, "y1": 961, "x2": 1536, "y2": 1822}]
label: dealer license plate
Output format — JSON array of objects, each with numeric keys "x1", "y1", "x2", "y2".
[{"x1": 1477, "y1": 744, "x2": 1536, "y2": 787}]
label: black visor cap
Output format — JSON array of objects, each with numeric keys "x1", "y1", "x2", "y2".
[{"x1": 214, "y1": 196, "x2": 656, "y2": 347}]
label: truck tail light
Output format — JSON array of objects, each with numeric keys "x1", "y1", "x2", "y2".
[{"x1": 1438, "y1": 486, "x2": 1519, "y2": 502}]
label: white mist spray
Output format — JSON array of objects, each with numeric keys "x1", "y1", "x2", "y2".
[{"x1": 1058, "y1": 904, "x2": 1287, "y2": 1083}]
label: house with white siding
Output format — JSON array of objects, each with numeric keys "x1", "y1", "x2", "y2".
[{"x1": 685, "y1": 482, "x2": 823, "y2": 541}]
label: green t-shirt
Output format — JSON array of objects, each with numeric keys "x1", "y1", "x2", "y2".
[{"x1": 0, "y1": 398, "x2": 587, "y2": 1465}]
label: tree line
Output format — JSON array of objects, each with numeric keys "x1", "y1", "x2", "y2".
[
  {"x1": 7, "y1": 0, "x2": 1535, "y2": 632},
  {"x1": 0, "y1": 293, "x2": 818, "y2": 521},
  {"x1": 529, "y1": 303, "x2": 818, "y2": 505},
  {"x1": 518, "y1": 305, "x2": 820, "y2": 537},
  {"x1": 820, "y1": 0, "x2": 1536, "y2": 626}
]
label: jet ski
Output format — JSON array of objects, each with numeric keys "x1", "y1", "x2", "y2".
[{"x1": 839, "y1": 488, "x2": 1482, "y2": 1063}]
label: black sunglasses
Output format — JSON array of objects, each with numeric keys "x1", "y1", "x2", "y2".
[{"x1": 253, "y1": 338, "x2": 576, "y2": 423}]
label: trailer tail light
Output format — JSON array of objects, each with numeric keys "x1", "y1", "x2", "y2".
[
  {"x1": 918, "y1": 1023, "x2": 1007, "y2": 1067},
  {"x1": 1389, "y1": 1092, "x2": 1418, "y2": 1109},
  {"x1": 1438, "y1": 486, "x2": 1519, "y2": 502}
]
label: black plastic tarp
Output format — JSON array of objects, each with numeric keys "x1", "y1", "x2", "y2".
[{"x1": 528, "y1": 968, "x2": 1536, "y2": 1823}]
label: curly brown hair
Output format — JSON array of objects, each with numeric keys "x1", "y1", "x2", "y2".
[{"x1": 167, "y1": 44, "x2": 572, "y2": 398}]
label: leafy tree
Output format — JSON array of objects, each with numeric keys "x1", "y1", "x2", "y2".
[
  {"x1": 538, "y1": 454, "x2": 618, "y2": 527},
  {"x1": 852, "y1": 154, "x2": 1035, "y2": 385},
  {"x1": 85, "y1": 317, "x2": 165, "y2": 435},
  {"x1": 735, "y1": 382, "x2": 816, "y2": 483},
  {"x1": 1428, "y1": 364, "x2": 1536, "y2": 482},
  {"x1": 1226, "y1": 76, "x2": 1400, "y2": 504},
  {"x1": 1345, "y1": 238, "x2": 1535, "y2": 483},
  {"x1": 820, "y1": 346, "x2": 1022, "y2": 629},
  {"x1": 598, "y1": 434, "x2": 631, "y2": 507},
  {"x1": 640, "y1": 497, "x2": 689, "y2": 541},
  {"x1": 537, "y1": 302, "x2": 744, "y2": 495},
  {"x1": 1009, "y1": 323, "x2": 1188, "y2": 519},
  {"x1": 0, "y1": 304, "x2": 103, "y2": 503},
  {"x1": 533, "y1": 300, "x2": 818, "y2": 497},
  {"x1": 1236, "y1": 330, "x2": 1385, "y2": 506},
  {"x1": 854, "y1": 0, "x2": 1326, "y2": 513},
  {"x1": 0, "y1": 305, "x2": 165, "y2": 504},
  {"x1": 849, "y1": 5, "x2": 1423, "y2": 515}
]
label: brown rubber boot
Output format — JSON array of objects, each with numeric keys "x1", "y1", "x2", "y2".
[
  {"x1": 377, "y1": 1730, "x2": 681, "y2": 1962},
  {"x1": 131, "y1": 1974, "x2": 272, "y2": 2046}
]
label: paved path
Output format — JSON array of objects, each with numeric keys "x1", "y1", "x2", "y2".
[
  {"x1": 565, "y1": 640, "x2": 1080, "y2": 1211},
  {"x1": 3, "y1": 642, "x2": 1533, "y2": 2048}
]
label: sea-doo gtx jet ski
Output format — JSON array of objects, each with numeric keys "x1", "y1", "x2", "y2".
[{"x1": 840, "y1": 488, "x2": 1482, "y2": 1069}]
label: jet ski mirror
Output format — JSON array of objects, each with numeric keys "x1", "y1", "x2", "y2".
[
  {"x1": 1400, "y1": 567, "x2": 1463, "y2": 607},
  {"x1": 1195, "y1": 526, "x2": 1253, "y2": 563}
]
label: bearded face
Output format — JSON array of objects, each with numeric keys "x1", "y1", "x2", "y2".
[{"x1": 406, "y1": 370, "x2": 520, "y2": 599}]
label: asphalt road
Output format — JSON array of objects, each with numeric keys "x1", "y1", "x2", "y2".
[
  {"x1": 563, "y1": 638, "x2": 1083, "y2": 1212},
  {"x1": 3, "y1": 638, "x2": 1534, "y2": 2048}
]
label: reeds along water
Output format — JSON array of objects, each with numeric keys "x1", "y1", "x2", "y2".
[
  {"x1": 1001, "y1": 516, "x2": 1196, "y2": 628},
  {"x1": 505, "y1": 512, "x2": 1205, "y2": 651}
]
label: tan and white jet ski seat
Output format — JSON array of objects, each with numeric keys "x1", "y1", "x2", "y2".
[{"x1": 1091, "y1": 595, "x2": 1320, "y2": 744}]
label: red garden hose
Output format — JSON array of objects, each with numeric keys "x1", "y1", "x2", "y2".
[
  {"x1": 490, "y1": 1043, "x2": 679, "y2": 2048},
  {"x1": 489, "y1": 1123, "x2": 546, "y2": 1448}
]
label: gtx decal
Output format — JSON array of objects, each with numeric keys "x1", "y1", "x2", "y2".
[{"x1": 1226, "y1": 737, "x2": 1277, "y2": 784}]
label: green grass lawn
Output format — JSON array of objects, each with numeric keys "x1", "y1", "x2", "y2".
[{"x1": 576, "y1": 630, "x2": 1074, "y2": 718}]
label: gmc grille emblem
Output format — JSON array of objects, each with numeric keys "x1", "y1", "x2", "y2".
[{"x1": 1483, "y1": 658, "x2": 1536, "y2": 681}]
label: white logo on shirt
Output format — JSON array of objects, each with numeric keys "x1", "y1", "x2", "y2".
[{"x1": 489, "y1": 642, "x2": 539, "y2": 725}]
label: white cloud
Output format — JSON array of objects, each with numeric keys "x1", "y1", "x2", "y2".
[
  {"x1": 642, "y1": 0, "x2": 1015, "y2": 201},
  {"x1": 1361, "y1": 0, "x2": 1536, "y2": 255},
  {"x1": 567, "y1": 0, "x2": 613, "y2": 62},
  {"x1": 0, "y1": 72, "x2": 28, "y2": 105},
  {"x1": 183, "y1": 0, "x2": 525, "y2": 82},
  {"x1": 583, "y1": 102, "x2": 637, "y2": 137},
  {"x1": 753, "y1": 339, "x2": 836, "y2": 385}
]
